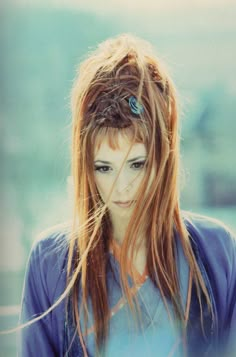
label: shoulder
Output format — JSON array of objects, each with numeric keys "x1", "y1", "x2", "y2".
[
  {"x1": 182, "y1": 211, "x2": 236, "y2": 305},
  {"x1": 182, "y1": 211, "x2": 236, "y2": 346},
  {"x1": 25, "y1": 223, "x2": 71, "y2": 303},
  {"x1": 182, "y1": 212, "x2": 236, "y2": 354},
  {"x1": 30, "y1": 224, "x2": 69, "y2": 259},
  {"x1": 19, "y1": 225, "x2": 71, "y2": 356},
  {"x1": 182, "y1": 210, "x2": 236, "y2": 257},
  {"x1": 29, "y1": 224, "x2": 70, "y2": 271}
]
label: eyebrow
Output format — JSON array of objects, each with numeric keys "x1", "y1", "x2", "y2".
[{"x1": 94, "y1": 156, "x2": 147, "y2": 165}]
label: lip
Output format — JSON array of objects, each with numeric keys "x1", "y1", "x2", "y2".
[{"x1": 113, "y1": 200, "x2": 135, "y2": 208}]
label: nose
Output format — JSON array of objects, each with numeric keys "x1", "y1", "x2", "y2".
[{"x1": 114, "y1": 172, "x2": 131, "y2": 195}]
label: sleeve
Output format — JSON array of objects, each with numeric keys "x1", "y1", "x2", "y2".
[
  {"x1": 224, "y1": 227, "x2": 236, "y2": 356},
  {"x1": 17, "y1": 238, "x2": 60, "y2": 356},
  {"x1": 184, "y1": 213, "x2": 236, "y2": 356}
]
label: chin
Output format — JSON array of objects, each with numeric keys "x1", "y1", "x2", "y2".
[{"x1": 113, "y1": 206, "x2": 134, "y2": 216}]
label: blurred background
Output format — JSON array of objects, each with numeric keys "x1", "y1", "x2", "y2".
[{"x1": 1, "y1": 0, "x2": 236, "y2": 355}]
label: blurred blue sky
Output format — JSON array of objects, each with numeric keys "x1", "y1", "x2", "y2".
[
  {"x1": 7, "y1": 0, "x2": 236, "y2": 13},
  {"x1": 1, "y1": 1, "x2": 236, "y2": 273}
]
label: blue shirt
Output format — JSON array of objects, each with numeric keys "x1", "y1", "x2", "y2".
[
  {"x1": 79, "y1": 237, "x2": 189, "y2": 356},
  {"x1": 18, "y1": 212, "x2": 236, "y2": 356}
]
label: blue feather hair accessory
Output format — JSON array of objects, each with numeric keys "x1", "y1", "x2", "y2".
[{"x1": 128, "y1": 96, "x2": 144, "y2": 115}]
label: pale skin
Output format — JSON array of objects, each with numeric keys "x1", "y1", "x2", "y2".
[{"x1": 94, "y1": 133, "x2": 155, "y2": 274}]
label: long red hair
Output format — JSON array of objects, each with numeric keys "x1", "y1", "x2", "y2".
[{"x1": 66, "y1": 33, "x2": 212, "y2": 354}]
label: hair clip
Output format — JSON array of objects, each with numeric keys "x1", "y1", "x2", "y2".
[{"x1": 128, "y1": 96, "x2": 144, "y2": 115}]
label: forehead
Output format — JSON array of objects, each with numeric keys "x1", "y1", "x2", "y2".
[{"x1": 94, "y1": 133, "x2": 147, "y2": 161}]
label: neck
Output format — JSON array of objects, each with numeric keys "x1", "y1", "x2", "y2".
[
  {"x1": 111, "y1": 220, "x2": 148, "y2": 275},
  {"x1": 112, "y1": 222, "x2": 128, "y2": 245},
  {"x1": 111, "y1": 216, "x2": 147, "y2": 250}
]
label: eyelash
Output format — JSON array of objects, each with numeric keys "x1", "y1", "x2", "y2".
[{"x1": 94, "y1": 161, "x2": 146, "y2": 173}]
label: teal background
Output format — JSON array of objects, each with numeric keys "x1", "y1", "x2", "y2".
[{"x1": 0, "y1": 3, "x2": 236, "y2": 356}]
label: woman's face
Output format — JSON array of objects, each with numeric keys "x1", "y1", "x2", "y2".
[{"x1": 94, "y1": 133, "x2": 155, "y2": 218}]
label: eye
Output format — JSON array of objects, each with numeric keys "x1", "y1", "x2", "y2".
[
  {"x1": 131, "y1": 161, "x2": 146, "y2": 170},
  {"x1": 94, "y1": 165, "x2": 111, "y2": 173}
]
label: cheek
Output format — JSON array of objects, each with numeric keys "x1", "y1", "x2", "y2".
[
  {"x1": 131, "y1": 171, "x2": 145, "y2": 191},
  {"x1": 132, "y1": 169, "x2": 155, "y2": 196},
  {"x1": 95, "y1": 176, "x2": 112, "y2": 199}
]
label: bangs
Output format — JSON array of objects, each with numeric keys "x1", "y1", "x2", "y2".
[{"x1": 92, "y1": 123, "x2": 149, "y2": 152}]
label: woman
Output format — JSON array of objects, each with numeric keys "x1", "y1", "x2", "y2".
[{"x1": 18, "y1": 34, "x2": 236, "y2": 356}]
